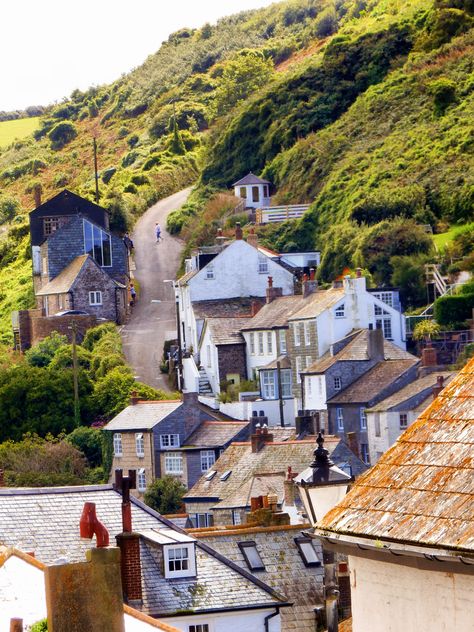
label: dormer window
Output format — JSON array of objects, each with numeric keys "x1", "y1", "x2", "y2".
[
  {"x1": 164, "y1": 543, "x2": 196, "y2": 579},
  {"x1": 335, "y1": 304, "x2": 345, "y2": 318}
]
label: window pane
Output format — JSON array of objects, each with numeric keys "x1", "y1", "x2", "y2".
[
  {"x1": 84, "y1": 220, "x2": 94, "y2": 257},
  {"x1": 279, "y1": 330, "x2": 287, "y2": 354},
  {"x1": 93, "y1": 225, "x2": 103, "y2": 265},
  {"x1": 102, "y1": 231, "x2": 112, "y2": 266},
  {"x1": 281, "y1": 370, "x2": 292, "y2": 398}
]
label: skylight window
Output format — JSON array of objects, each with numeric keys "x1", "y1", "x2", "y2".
[
  {"x1": 238, "y1": 541, "x2": 265, "y2": 571},
  {"x1": 294, "y1": 537, "x2": 321, "y2": 567},
  {"x1": 220, "y1": 470, "x2": 232, "y2": 481},
  {"x1": 205, "y1": 470, "x2": 216, "y2": 481}
]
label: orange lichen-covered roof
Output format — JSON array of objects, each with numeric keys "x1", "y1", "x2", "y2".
[{"x1": 317, "y1": 358, "x2": 474, "y2": 553}]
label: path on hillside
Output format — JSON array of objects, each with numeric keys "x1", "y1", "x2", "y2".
[{"x1": 121, "y1": 188, "x2": 191, "y2": 390}]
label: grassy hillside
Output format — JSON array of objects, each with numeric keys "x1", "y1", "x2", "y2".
[{"x1": 0, "y1": 117, "x2": 40, "y2": 148}]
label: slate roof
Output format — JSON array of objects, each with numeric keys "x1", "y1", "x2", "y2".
[
  {"x1": 232, "y1": 173, "x2": 271, "y2": 186},
  {"x1": 366, "y1": 371, "x2": 454, "y2": 412},
  {"x1": 204, "y1": 317, "x2": 252, "y2": 345},
  {"x1": 185, "y1": 436, "x2": 366, "y2": 505},
  {"x1": 186, "y1": 524, "x2": 323, "y2": 632},
  {"x1": 240, "y1": 295, "x2": 307, "y2": 331},
  {"x1": 184, "y1": 421, "x2": 250, "y2": 448},
  {"x1": 261, "y1": 355, "x2": 291, "y2": 370},
  {"x1": 103, "y1": 401, "x2": 182, "y2": 431},
  {"x1": 35, "y1": 255, "x2": 89, "y2": 295},
  {"x1": 327, "y1": 359, "x2": 419, "y2": 405},
  {"x1": 0, "y1": 485, "x2": 287, "y2": 616},
  {"x1": 288, "y1": 288, "x2": 345, "y2": 321},
  {"x1": 304, "y1": 330, "x2": 417, "y2": 374},
  {"x1": 192, "y1": 297, "x2": 265, "y2": 320},
  {"x1": 317, "y1": 357, "x2": 474, "y2": 553}
]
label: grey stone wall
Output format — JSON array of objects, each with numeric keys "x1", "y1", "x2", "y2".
[
  {"x1": 217, "y1": 344, "x2": 247, "y2": 385},
  {"x1": 324, "y1": 359, "x2": 376, "y2": 401},
  {"x1": 71, "y1": 260, "x2": 121, "y2": 322},
  {"x1": 287, "y1": 319, "x2": 318, "y2": 398}
]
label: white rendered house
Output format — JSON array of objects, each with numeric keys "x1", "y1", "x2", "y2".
[{"x1": 233, "y1": 173, "x2": 271, "y2": 209}]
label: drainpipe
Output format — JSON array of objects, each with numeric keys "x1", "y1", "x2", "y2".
[
  {"x1": 276, "y1": 360, "x2": 285, "y2": 427},
  {"x1": 264, "y1": 608, "x2": 279, "y2": 632},
  {"x1": 114, "y1": 286, "x2": 119, "y2": 323}
]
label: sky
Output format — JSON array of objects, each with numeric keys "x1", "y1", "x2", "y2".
[{"x1": 1, "y1": 0, "x2": 276, "y2": 112}]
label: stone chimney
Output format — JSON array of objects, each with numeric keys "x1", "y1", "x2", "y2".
[
  {"x1": 130, "y1": 391, "x2": 140, "y2": 406},
  {"x1": 247, "y1": 494, "x2": 290, "y2": 526},
  {"x1": 216, "y1": 227, "x2": 226, "y2": 247},
  {"x1": 283, "y1": 467, "x2": 296, "y2": 506},
  {"x1": 346, "y1": 431, "x2": 360, "y2": 459},
  {"x1": 302, "y1": 272, "x2": 318, "y2": 298},
  {"x1": 250, "y1": 424, "x2": 274, "y2": 453},
  {"x1": 367, "y1": 325, "x2": 384, "y2": 362},
  {"x1": 432, "y1": 375, "x2": 445, "y2": 398},
  {"x1": 355, "y1": 268, "x2": 362, "y2": 278},
  {"x1": 247, "y1": 227, "x2": 258, "y2": 249},
  {"x1": 183, "y1": 391, "x2": 201, "y2": 437},
  {"x1": 235, "y1": 222, "x2": 243, "y2": 240},
  {"x1": 250, "y1": 300, "x2": 262, "y2": 317},
  {"x1": 266, "y1": 276, "x2": 283, "y2": 304},
  {"x1": 115, "y1": 470, "x2": 142, "y2": 605},
  {"x1": 421, "y1": 344, "x2": 438, "y2": 367}
]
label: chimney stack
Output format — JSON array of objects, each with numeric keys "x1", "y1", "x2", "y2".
[
  {"x1": 432, "y1": 375, "x2": 445, "y2": 398},
  {"x1": 250, "y1": 300, "x2": 262, "y2": 317},
  {"x1": 247, "y1": 227, "x2": 258, "y2": 249},
  {"x1": 183, "y1": 391, "x2": 201, "y2": 437},
  {"x1": 115, "y1": 470, "x2": 142, "y2": 604},
  {"x1": 302, "y1": 272, "x2": 318, "y2": 298},
  {"x1": 421, "y1": 345, "x2": 438, "y2": 367},
  {"x1": 346, "y1": 432, "x2": 360, "y2": 459},
  {"x1": 266, "y1": 276, "x2": 283, "y2": 304},
  {"x1": 235, "y1": 222, "x2": 243, "y2": 240},
  {"x1": 367, "y1": 325, "x2": 384, "y2": 362},
  {"x1": 130, "y1": 391, "x2": 139, "y2": 406},
  {"x1": 33, "y1": 184, "x2": 42, "y2": 209},
  {"x1": 250, "y1": 424, "x2": 274, "y2": 452},
  {"x1": 355, "y1": 268, "x2": 362, "y2": 278}
]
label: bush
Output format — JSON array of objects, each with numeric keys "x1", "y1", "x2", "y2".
[
  {"x1": 48, "y1": 120, "x2": 78, "y2": 149},
  {"x1": 144, "y1": 475, "x2": 187, "y2": 514},
  {"x1": 0, "y1": 195, "x2": 20, "y2": 224},
  {"x1": 433, "y1": 293, "x2": 474, "y2": 326},
  {"x1": 428, "y1": 77, "x2": 457, "y2": 116},
  {"x1": 25, "y1": 332, "x2": 68, "y2": 367},
  {"x1": 67, "y1": 426, "x2": 103, "y2": 467}
]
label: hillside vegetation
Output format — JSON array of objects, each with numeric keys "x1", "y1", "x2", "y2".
[{"x1": 0, "y1": 0, "x2": 473, "y2": 344}]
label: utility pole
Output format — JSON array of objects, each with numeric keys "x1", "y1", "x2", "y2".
[
  {"x1": 70, "y1": 320, "x2": 80, "y2": 426},
  {"x1": 276, "y1": 360, "x2": 285, "y2": 427},
  {"x1": 93, "y1": 137, "x2": 100, "y2": 204}
]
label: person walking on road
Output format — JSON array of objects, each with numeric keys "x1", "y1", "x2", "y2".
[{"x1": 155, "y1": 222, "x2": 162, "y2": 243}]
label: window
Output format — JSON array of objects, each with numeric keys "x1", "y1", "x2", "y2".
[
  {"x1": 307, "y1": 377, "x2": 312, "y2": 395},
  {"x1": 252, "y1": 186, "x2": 260, "y2": 203},
  {"x1": 335, "y1": 303, "x2": 345, "y2": 318},
  {"x1": 258, "y1": 332, "x2": 264, "y2": 355},
  {"x1": 375, "y1": 305, "x2": 393, "y2": 340},
  {"x1": 164, "y1": 544, "x2": 196, "y2": 578},
  {"x1": 89, "y1": 291, "x2": 102, "y2": 306},
  {"x1": 189, "y1": 625, "x2": 209, "y2": 632},
  {"x1": 113, "y1": 433, "x2": 122, "y2": 456},
  {"x1": 267, "y1": 331, "x2": 273, "y2": 354},
  {"x1": 399, "y1": 413, "x2": 408, "y2": 429},
  {"x1": 373, "y1": 292, "x2": 393, "y2": 307},
  {"x1": 160, "y1": 434, "x2": 180, "y2": 449},
  {"x1": 279, "y1": 330, "x2": 287, "y2": 354},
  {"x1": 374, "y1": 413, "x2": 381, "y2": 437},
  {"x1": 135, "y1": 433, "x2": 145, "y2": 457},
  {"x1": 137, "y1": 468, "x2": 146, "y2": 491},
  {"x1": 304, "y1": 321, "x2": 311, "y2": 346},
  {"x1": 305, "y1": 356, "x2": 312, "y2": 369},
  {"x1": 233, "y1": 510, "x2": 242, "y2": 526},
  {"x1": 334, "y1": 376, "x2": 342, "y2": 391},
  {"x1": 294, "y1": 324, "x2": 301, "y2": 346},
  {"x1": 44, "y1": 217, "x2": 59, "y2": 236},
  {"x1": 83, "y1": 219, "x2": 112, "y2": 267},
  {"x1": 239, "y1": 187, "x2": 247, "y2": 199},
  {"x1": 258, "y1": 256, "x2": 268, "y2": 274},
  {"x1": 200, "y1": 450, "x2": 215, "y2": 473},
  {"x1": 261, "y1": 370, "x2": 276, "y2": 399},
  {"x1": 238, "y1": 541, "x2": 265, "y2": 571},
  {"x1": 194, "y1": 514, "x2": 213, "y2": 528},
  {"x1": 220, "y1": 470, "x2": 232, "y2": 481},
  {"x1": 205, "y1": 264, "x2": 214, "y2": 280},
  {"x1": 336, "y1": 408, "x2": 344, "y2": 431},
  {"x1": 360, "y1": 408, "x2": 367, "y2": 430},
  {"x1": 280, "y1": 369, "x2": 292, "y2": 398},
  {"x1": 295, "y1": 537, "x2": 321, "y2": 567},
  {"x1": 295, "y1": 356, "x2": 302, "y2": 384},
  {"x1": 165, "y1": 452, "x2": 183, "y2": 474},
  {"x1": 206, "y1": 344, "x2": 211, "y2": 367},
  {"x1": 361, "y1": 443, "x2": 370, "y2": 465},
  {"x1": 249, "y1": 333, "x2": 255, "y2": 355}
]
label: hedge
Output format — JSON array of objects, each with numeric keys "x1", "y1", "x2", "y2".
[{"x1": 433, "y1": 293, "x2": 474, "y2": 326}]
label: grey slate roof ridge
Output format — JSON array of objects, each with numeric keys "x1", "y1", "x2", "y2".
[
  {"x1": 129, "y1": 494, "x2": 289, "y2": 604},
  {"x1": 0, "y1": 483, "x2": 114, "y2": 496}
]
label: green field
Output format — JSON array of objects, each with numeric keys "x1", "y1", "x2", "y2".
[
  {"x1": 433, "y1": 224, "x2": 473, "y2": 251},
  {"x1": 0, "y1": 117, "x2": 40, "y2": 148}
]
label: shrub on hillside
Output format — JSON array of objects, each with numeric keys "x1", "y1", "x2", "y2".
[
  {"x1": 433, "y1": 293, "x2": 474, "y2": 327},
  {"x1": 66, "y1": 426, "x2": 103, "y2": 468},
  {"x1": 428, "y1": 77, "x2": 457, "y2": 115},
  {"x1": 25, "y1": 332, "x2": 68, "y2": 367},
  {"x1": 0, "y1": 195, "x2": 20, "y2": 224},
  {"x1": 48, "y1": 120, "x2": 78, "y2": 150}
]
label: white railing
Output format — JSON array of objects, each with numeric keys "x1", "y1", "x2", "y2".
[
  {"x1": 182, "y1": 356, "x2": 200, "y2": 393},
  {"x1": 425, "y1": 264, "x2": 447, "y2": 297},
  {"x1": 256, "y1": 204, "x2": 310, "y2": 225}
]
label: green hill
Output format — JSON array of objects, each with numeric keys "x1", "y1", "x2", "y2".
[{"x1": 0, "y1": 0, "x2": 473, "y2": 345}]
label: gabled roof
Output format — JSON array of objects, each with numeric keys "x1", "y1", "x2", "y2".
[
  {"x1": 366, "y1": 371, "x2": 454, "y2": 413},
  {"x1": 184, "y1": 421, "x2": 250, "y2": 448},
  {"x1": 0, "y1": 485, "x2": 288, "y2": 616},
  {"x1": 261, "y1": 355, "x2": 291, "y2": 370},
  {"x1": 240, "y1": 295, "x2": 307, "y2": 331},
  {"x1": 304, "y1": 329, "x2": 417, "y2": 374},
  {"x1": 288, "y1": 288, "x2": 345, "y2": 321},
  {"x1": 232, "y1": 173, "x2": 271, "y2": 186},
  {"x1": 192, "y1": 297, "x2": 264, "y2": 320},
  {"x1": 327, "y1": 359, "x2": 419, "y2": 405},
  {"x1": 203, "y1": 317, "x2": 252, "y2": 346},
  {"x1": 103, "y1": 400, "x2": 182, "y2": 431},
  {"x1": 36, "y1": 254, "x2": 125, "y2": 295},
  {"x1": 317, "y1": 357, "x2": 474, "y2": 553}
]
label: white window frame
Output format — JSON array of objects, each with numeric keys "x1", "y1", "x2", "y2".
[
  {"x1": 267, "y1": 331, "x2": 273, "y2": 355},
  {"x1": 361, "y1": 443, "x2": 370, "y2": 465},
  {"x1": 307, "y1": 376, "x2": 312, "y2": 395},
  {"x1": 200, "y1": 450, "x2": 215, "y2": 473},
  {"x1": 304, "y1": 321, "x2": 311, "y2": 346},
  {"x1": 294, "y1": 323, "x2": 301, "y2": 347},
  {"x1": 89, "y1": 290, "x2": 102, "y2": 306},
  {"x1": 280, "y1": 369, "x2": 292, "y2": 398},
  {"x1": 206, "y1": 344, "x2": 212, "y2": 367},
  {"x1": 205, "y1": 264, "x2": 214, "y2": 280},
  {"x1": 305, "y1": 355, "x2": 312, "y2": 369},
  {"x1": 258, "y1": 332, "x2": 264, "y2": 355},
  {"x1": 399, "y1": 413, "x2": 408, "y2": 429},
  {"x1": 334, "y1": 376, "x2": 342, "y2": 391},
  {"x1": 137, "y1": 467, "x2": 146, "y2": 492},
  {"x1": 165, "y1": 451, "x2": 183, "y2": 474},
  {"x1": 336, "y1": 408, "x2": 344, "y2": 431},
  {"x1": 279, "y1": 329, "x2": 287, "y2": 354},
  {"x1": 189, "y1": 624, "x2": 210, "y2": 632},
  {"x1": 261, "y1": 370, "x2": 276, "y2": 399},
  {"x1": 232, "y1": 510, "x2": 242, "y2": 526},
  {"x1": 160, "y1": 434, "x2": 180, "y2": 449},
  {"x1": 135, "y1": 432, "x2": 145, "y2": 457},
  {"x1": 360, "y1": 407, "x2": 367, "y2": 430},
  {"x1": 250, "y1": 332, "x2": 255, "y2": 355},
  {"x1": 335, "y1": 303, "x2": 345, "y2": 319},
  {"x1": 295, "y1": 356, "x2": 302, "y2": 384},
  {"x1": 113, "y1": 433, "x2": 122, "y2": 457},
  {"x1": 164, "y1": 544, "x2": 196, "y2": 579},
  {"x1": 258, "y1": 256, "x2": 268, "y2": 274}
]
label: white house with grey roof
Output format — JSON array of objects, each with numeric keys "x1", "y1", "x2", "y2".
[
  {"x1": 233, "y1": 173, "x2": 271, "y2": 209},
  {"x1": 0, "y1": 484, "x2": 289, "y2": 631}
]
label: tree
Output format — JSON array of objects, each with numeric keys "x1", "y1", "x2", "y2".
[
  {"x1": 25, "y1": 332, "x2": 68, "y2": 367},
  {"x1": 390, "y1": 256, "x2": 429, "y2": 309},
  {"x1": 144, "y1": 475, "x2": 187, "y2": 514},
  {"x1": 168, "y1": 118, "x2": 186, "y2": 155},
  {"x1": 66, "y1": 426, "x2": 103, "y2": 468},
  {"x1": 0, "y1": 195, "x2": 20, "y2": 224},
  {"x1": 48, "y1": 120, "x2": 78, "y2": 150}
]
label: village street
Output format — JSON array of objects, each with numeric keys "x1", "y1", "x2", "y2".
[{"x1": 121, "y1": 187, "x2": 191, "y2": 390}]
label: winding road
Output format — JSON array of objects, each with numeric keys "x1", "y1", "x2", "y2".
[{"x1": 121, "y1": 188, "x2": 191, "y2": 390}]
